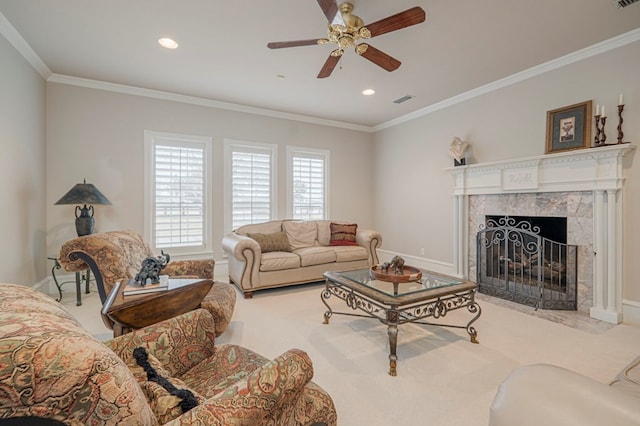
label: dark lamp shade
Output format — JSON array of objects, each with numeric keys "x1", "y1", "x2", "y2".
[
  {"x1": 55, "y1": 181, "x2": 112, "y2": 206},
  {"x1": 55, "y1": 180, "x2": 111, "y2": 237}
]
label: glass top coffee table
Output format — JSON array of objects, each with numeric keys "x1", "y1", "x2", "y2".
[{"x1": 322, "y1": 267, "x2": 481, "y2": 376}]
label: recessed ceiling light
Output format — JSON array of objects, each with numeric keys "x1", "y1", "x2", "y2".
[
  {"x1": 362, "y1": 89, "x2": 375, "y2": 96},
  {"x1": 277, "y1": 74, "x2": 286, "y2": 79},
  {"x1": 158, "y1": 38, "x2": 179, "y2": 49}
]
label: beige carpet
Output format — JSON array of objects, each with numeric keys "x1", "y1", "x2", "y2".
[{"x1": 58, "y1": 271, "x2": 640, "y2": 426}]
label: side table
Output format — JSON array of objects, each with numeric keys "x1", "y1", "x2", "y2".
[
  {"x1": 101, "y1": 278, "x2": 214, "y2": 337},
  {"x1": 48, "y1": 256, "x2": 91, "y2": 306}
]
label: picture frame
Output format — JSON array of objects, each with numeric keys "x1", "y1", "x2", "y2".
[{"x1": 545, "y1": 100, "x2": 592, "y2": 154}]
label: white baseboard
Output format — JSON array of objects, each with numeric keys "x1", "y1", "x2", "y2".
[
  {"x1": 377, "y1": 249, "x2": 456, "y2": 276},
  {"x1": 623, "y1": 299, "x2": 640, "y2": 326}
]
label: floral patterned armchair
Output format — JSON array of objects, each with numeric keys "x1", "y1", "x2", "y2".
[
  {"x1": 58, "y1": 230, "x2": 235, "y2": 336},
  {"x1": 0, "y1": 283, "x2": 337, "y2": 425}
]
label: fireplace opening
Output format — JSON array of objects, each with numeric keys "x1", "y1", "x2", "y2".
[{"x1": 476, "y1": 216, "x2": 577, "y2": 310}]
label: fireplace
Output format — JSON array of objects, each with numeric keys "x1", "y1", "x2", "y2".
[
  {"x1": 476, "y1": 215, "x2": 578, "y2": 310},
  {"x1": 448, "y1": 144, "x2": 635, "y2": 324}
]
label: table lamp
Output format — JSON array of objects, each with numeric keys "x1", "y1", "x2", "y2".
[{"x1": 55, "y1": 179, "x2": 112, "y2": 236}]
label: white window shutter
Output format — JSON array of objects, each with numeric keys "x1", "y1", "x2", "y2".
[{"x1": 153, "y1": 143, "x2": 205, "y2": 248}]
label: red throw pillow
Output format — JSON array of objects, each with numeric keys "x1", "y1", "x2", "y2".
[{"x1": 330, "y1": 223, "x2": 358, "y2": 246}]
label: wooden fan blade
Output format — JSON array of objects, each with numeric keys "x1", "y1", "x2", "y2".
[
  {"x1": 317, "y1": 54, "x2": 340, "y2": 78},
  {"x1": 267, "y1": 39, "x2": 322, "y2": 49},
  {"x1": 316, "y1": 0, "x2": 340, "y2": 23},
  {"x1": 365, "y1": 7, "x2": 426, "y2": 37},
  {"x1": 357, "y1": 44, "x2": 401, "y2": 72}
]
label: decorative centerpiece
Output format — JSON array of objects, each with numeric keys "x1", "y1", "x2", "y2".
[{"x1": 370, "y1": 255, "x2": 422, "y2": 283}]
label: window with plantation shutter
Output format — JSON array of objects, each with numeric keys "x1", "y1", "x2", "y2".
[
  {"x1": 144, "y1": 131, "x2": 211, "y2": 254},
  {"x1": 287, "y1": 147, "x2": 329, "y2": 220},
  {"x1": 224, "y1": 141, "x2": 276, "y2": 231}
]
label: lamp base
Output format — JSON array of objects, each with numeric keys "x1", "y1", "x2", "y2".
[{"x1": 75, "y1": 216, "x2": 94, "y2": 236}]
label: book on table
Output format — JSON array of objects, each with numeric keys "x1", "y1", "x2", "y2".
[{"x1": 123, "y1": 275, "x2": 169, "y2": 296}]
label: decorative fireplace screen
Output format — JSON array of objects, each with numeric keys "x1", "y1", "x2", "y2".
[{"x1": 476, "y1": 216, "x2": 577, "y2": 310}]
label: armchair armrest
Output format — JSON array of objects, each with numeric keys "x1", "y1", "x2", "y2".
[
  {"x1": 166, "y1": 348, "x2": 314, "y2": 425},
  {"x1": 489, "y1": 364, "x2": 640, "y2": 426},
  {"x1": 163, "y1": 258, "x2": 214, "y2": 279},
  {"x1": 356, "y1": 228, "x2": 382, "y2": 265},
  {"x1": 222, "y1": 233, "x2": 262, "y2": 290},
  {"x1": 105, "y1": 309, "x2": 216, "y2": 377}
]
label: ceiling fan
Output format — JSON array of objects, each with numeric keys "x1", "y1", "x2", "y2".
[{"x1": 267, "y1": 1, "x2": 426, "y2": 78}]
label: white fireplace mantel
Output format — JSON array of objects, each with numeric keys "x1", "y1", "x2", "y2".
[
  {"x1": 449, "y1": 144, "x2": 636, "y2": 324},
  {"x1": 449, "y1": 144, "x2": 635, "y2": 196}
]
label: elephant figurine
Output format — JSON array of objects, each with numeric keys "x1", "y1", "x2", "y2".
[{"x1": 135, "y1": 251, "x2": 170, "y2": 285}]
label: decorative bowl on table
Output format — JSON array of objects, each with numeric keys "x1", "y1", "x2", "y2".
[{"x1": 370, "y1": 265, "x2": 422, "y2": 283}]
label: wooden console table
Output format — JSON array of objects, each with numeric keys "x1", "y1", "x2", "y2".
[{"x1": 101, "y1": 278, "x2": 213, "y2": 337}]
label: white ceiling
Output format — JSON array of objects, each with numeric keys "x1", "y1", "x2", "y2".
[{"x1": 1, "y1": 0, "x2": 639, "y2": 128}]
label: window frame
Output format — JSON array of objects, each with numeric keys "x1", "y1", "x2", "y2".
[
  {"x1": 223, "y1": 139, "x2": 277, "y2": 232},
  {"x1": 286, "y1": 146, "x2": 330, "y2": 220},
  {"x1": 144, "y1": 130, "x2": 213, "y2": 256}
]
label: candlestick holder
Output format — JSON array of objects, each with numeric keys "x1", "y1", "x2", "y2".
[
  {"x1": 594, "y1": 114, "x2": 603, "y2": 147},
  {"x1": 600, "y1": 116, "x2": 607, "y2": 145},
  {"x1": 617, "y1": 104, "x2": 627, "y2": 144}
]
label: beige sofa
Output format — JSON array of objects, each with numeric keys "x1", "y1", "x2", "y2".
[
  {"x1": 489, "y1": 358, "x2": 640, "y2": 425},
  {"x1": 222, "y1": 220, "x2": 382, "y2": 298}
]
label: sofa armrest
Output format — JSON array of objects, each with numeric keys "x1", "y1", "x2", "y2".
[
  {"x1": 356, "y1": 228, "x2": 382, "y2": 265},
  {"x1": 105, "y1": 308, "x2": 216, "y2": 377},
  {"x1": 222, "y1": 233, "x2": 262, "y2": 290},
  {"x1": 167, "y1": 348, "x2": 314, "y2": 425},
  {"x1": 163, "y1": 258, "x2": 214, "y2": 279},
  {"x1": 489, "y1": 364, "x2": 640, "y2": 426}
]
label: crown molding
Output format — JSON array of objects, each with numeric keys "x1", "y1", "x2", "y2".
[
  {"x1": 374, "y1": 28, "x2": 640, "y2": 132},
  {"x1": 47, "y1": 74, "x2": 373, "y2": 133},
  {"x1": 0, "y1": 11, "x2": 51, "y2": 79}
]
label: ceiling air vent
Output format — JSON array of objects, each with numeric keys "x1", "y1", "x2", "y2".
[
  {"x1": 393, "y1": 95, "x2": 415, "y2": 104},
  {"x1": 616, "y1": 0, "x2": 638, "y2": 7}
]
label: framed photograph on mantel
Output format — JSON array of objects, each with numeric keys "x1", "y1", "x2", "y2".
[{"x1": 545, "y1": 100, "x2": 592, "y2": 154}]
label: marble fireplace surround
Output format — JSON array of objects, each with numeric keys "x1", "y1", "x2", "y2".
[{"x1": 449, "y1": 144, "x2": 635, "y2": 324}]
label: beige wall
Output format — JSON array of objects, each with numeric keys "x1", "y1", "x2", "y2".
[
  {"x1": 46, "y1": 84, "x2": 374, "y2": 259},
  {"x1": 4, "y1": 25, "x2": 640, "y2": 314},
  {"x1": 373, "y1": 40, "x2": 640, "y2": 302},
  {"x1": 0, "y1": 34, "x2": 47, "y2": 284}
]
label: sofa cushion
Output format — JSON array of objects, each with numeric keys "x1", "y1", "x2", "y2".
[
  {"x1": 294, "y1": 247, "x2": 337, "y2": 267},
  {"x1": 0, "y1": 283, "x2": 156, "y2": 425},
  {"x1": 236, "y1": 220, "x2": 282, "y2": 235},
  {"x1": 247, "y1": 231, "x2": 291, "y2": 253},
  {"x1": 316, "y1": 220, "x2": 332, "y2": 246},
  {"x1": 330, "y1": 222, "x2": 358, "y2": 246},
  {"x1": 333, "y1": 245, "x2": 369, "y2": 262},
  {"x1": 283, "y1": 221, "x2": 318, "y2": 250},
  {"x1": 181, "y1": 344, "x2": 270, "y2": 398},
  {"x1": 260, "y1": 251, "x2": 301, "y2": 272}
]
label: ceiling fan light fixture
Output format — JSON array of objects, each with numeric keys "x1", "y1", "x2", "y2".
[
  {"x1": 266, "y1": 3, "x2": 426, "y2": 79},
  {"x1": 362, "y1": 89, "x2": 375, "y2": 96},
  {"x1": 158, "y1": 37, "x2": 179, "y2": 49}
]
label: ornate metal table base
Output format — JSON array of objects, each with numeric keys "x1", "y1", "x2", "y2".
[
  {"x1": 321, "y1": 279, "x2": 481, "y2": 376},
  {"x1": 48, "y1": 257, "x2": 91, "y2": 306}
]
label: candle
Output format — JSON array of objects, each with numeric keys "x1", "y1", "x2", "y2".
[
  {"x1": 619, "y1": 93, "x2": 623, "y2": 106},
  {"x1": 602, "y1": 106, "x2": 606, "y2": 117},
  {"x1": 596, "y1": 104, "x2": 600, "y2": 116}
]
